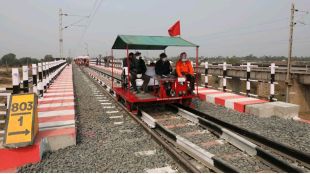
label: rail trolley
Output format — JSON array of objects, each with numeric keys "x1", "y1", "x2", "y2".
[
  {"x1": 74, "y1": 56, "x2": 90, "y2": 67},
  {"x1": 110, "y1": 35, "x2": 200, "y2": 111}
]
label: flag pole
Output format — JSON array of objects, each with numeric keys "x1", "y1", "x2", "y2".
[{"x1": 179, "y1": 20, "x2": 181, "y2": 38}]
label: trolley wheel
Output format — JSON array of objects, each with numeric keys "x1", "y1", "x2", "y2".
[
  {"x1": 125, "y1": 101, "x2": 133, "y2": 111},
  {"x1": 116, "y1": 94, "x2": 121, "y2": 102},
  {"x1": 181, "y1": 98, "x2": 192, "y2": 107}
]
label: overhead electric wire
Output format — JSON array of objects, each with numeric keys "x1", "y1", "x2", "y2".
[
  {"x1": 195, "y1": 25, "x2": 288, "y2": 43},
  {"x1": 74, "y1": 0, "x2": 103, "y2": 56},
  {"x1": 66, "y1": 14, "x2": 91, "y2": 17},
  {"x1": 69, "y1": 0, "x2": 99, "y2": 57},
  {"x1": 64, "y1": 17, "x2": 89, "y2": 28},
  {"x1": 190, "y1": 17, "x2": 289, "y2": 40}
]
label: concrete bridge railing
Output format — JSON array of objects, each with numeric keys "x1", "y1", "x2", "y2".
[
  {"x1": 0, "y1": 60, "x2": 67, "y2": 141},
  {"x1": 89, "y1": 60, "x2": 310, "y2": 113}
]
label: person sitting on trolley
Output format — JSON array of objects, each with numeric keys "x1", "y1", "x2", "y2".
[
  {"x1": 176, "y1": 52, "x2": 195, "y2": 93},
  {"x1": 122, "y1": 52, "x2": 134, "y2": 89},
  {"x1": 155, "y1": 53, "x2": 172, "y2": 77},
  {"x1": 130, "y1": 52, "x2": 150, "y2": 94}
]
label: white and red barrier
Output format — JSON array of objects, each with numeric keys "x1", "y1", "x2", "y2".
[
  {"x1": 195, "y1": 87, "x2": 267, "y2": 112},
  {"x1": 0, "y1": 64, "x2": 76, "y2": 172}
]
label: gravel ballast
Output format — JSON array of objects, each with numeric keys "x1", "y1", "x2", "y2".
[
  {"x1": 195, "y1": 98, "x2": 310, "y2": 154},
  {"x1": 19, "y1": 66, "x2": 181, "y2": 173}
]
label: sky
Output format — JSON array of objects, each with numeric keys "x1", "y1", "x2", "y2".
[{"x1": 0, "y1": 0, "x2": 310, "y2": 59}]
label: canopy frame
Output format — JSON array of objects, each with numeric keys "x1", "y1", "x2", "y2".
[{"x1": 111, "y1": 35, "x2": 199, "y2": 95}]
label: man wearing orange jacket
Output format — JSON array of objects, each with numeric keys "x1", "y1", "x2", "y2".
[{"x1": 176, "y1": 52, "x2": 195, "y2": 93}]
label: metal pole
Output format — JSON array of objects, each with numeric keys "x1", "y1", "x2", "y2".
[
  {"x1": 285, "y1": 3, "x2": 295, "y2": 103},
  {"x1": 59, "y1": 8, "x2": 63, "y2": 59},
  {"x1": 196, "y1": 47, "x2": 199, "y2": 95},
  {"x1": 126, "y1": 45, "x2": 130, "y2": 90},
  {"x1": 111, "y1": 49, "x2": 114, "y2": 90}
]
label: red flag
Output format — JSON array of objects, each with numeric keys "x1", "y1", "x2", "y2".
[{"x1": 168, "y1": 20, "x2": 180, "y2": 37}]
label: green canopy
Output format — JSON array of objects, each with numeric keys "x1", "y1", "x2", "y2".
[{"x1": 112, "y1": 35, "x2": 198, "y2": 50}]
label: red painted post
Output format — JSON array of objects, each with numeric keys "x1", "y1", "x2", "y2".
[
  {"x1": 126, "y1": 45, "x2": 130, "y2": 90},
  {"x1": 196, "y1": 47, "x2": 199, "y2": 96}
]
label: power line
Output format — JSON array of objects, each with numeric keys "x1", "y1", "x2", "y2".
[
  {"x1": 190, "y1": 17, "x2": 288, "y2": 39},
  {"x1": 195, "y1": 25, "x2": 288, "y2": 43},
  {"x1": 64, "y1": 16, "x2": 89, "y2": 28},
  {"x1": 81, "y1": 0, "x2": 103, "y2": 40},
  {"x1": 74, "y1": 0, "x2": 103, "y2": 56}
]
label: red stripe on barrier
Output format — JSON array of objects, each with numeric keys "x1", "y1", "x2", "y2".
[
  {"x1": 198, "y1": 93, "x2": 206, "y2": 100},
  {"x1": 296, "y1": 118, "x2": 310, "y2": 124},
  {"x1": 38, "y1": 99, "x2": 74, "y2": 104},
  {"x1": 215, "y1": 95, "x2": 246, "y2": 106},
  {"x1": 198, "y1": 91, "x2": 223, "y2": 100},
  {"x1": 49, "y1": 86, "x2": 73, "y2": 89},
  {"x1": 234, "y1": 100, "x2": 267, "y2": 112},
  {"x1": 37, "y1": 127, "x2": 76, "y2": 139},
  {"x1": 46, "y1": 91, "x2": 73, "y2": 93},
  {"x1": 39, "y1": 115, "x2": 74, "y2": 123},
  {"x1": 43, "y1": 94, "x2": 74, "y2": 98},
  {"x1": 38, "y1": 106, "x2": 75, "y2": 112}
]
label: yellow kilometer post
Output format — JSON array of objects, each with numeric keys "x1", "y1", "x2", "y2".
[{"x1": 3, "y1": 93, "x2": 38, "y2": 148}]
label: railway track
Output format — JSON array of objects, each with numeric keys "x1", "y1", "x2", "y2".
[
  {"x1": 81, "y1": 67, "x2": 205, "y2": 172},
  {"x1": 82, "y1": 65, "x2": 310, "y2": 172},
  {"x1": 140, "y1": 105, "x2": 309, "y2": 172}
]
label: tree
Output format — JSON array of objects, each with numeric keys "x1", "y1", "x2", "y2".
[
  {"x1": 19, "y1": 57, "x2": 39, "y2": 65},
  {"x1": 19, "y1": 57, "x2": 32, "y2": 65},
  {"x1": 31, "y1": 58, "x2": 39, "y2": 64},
  {"x1": 226, "y1": 58, "x2": 241, "y2": 65},
  {"x1": 0, "y1": 53, "x2": 19, "y2": 66},
  {"x1": 44, "y1": 54, "x2": 54, "y2": 61}
]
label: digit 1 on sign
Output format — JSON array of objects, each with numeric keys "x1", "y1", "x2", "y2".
[{"x1": 18, "y1": 116, "x2": 23, "y2": 126}]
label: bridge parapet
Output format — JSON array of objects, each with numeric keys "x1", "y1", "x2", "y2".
[{"x1": 195, "y1": 65, "x2": 310, "y2": 84}]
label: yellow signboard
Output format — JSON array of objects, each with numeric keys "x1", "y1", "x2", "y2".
[{"x1": 3, "y1": 93, "x2": 38, "y2": 148}]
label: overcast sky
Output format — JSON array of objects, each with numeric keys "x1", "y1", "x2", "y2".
[{"x1": 0, "y1": 0, "x2": 310, "y2": 58}]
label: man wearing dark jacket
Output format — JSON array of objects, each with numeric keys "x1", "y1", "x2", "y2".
[
  {"x1": 129, "y1": 52, "x2": 150, "y2": 93},
  {"x1": 155, "y1": 53, "x2": 172, "y2": 76}
]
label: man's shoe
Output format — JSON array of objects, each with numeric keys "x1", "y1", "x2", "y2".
[
  {"x1": 133, "y1": 90, "x2": 140, "y2": 94},
  {"x1": 188, "y1": 90, "x2": 194, "y2": 95}
]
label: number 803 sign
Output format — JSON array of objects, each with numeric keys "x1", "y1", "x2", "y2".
[{"x1": 3, "y1": 93, "x2": 38, "y2": 148}]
